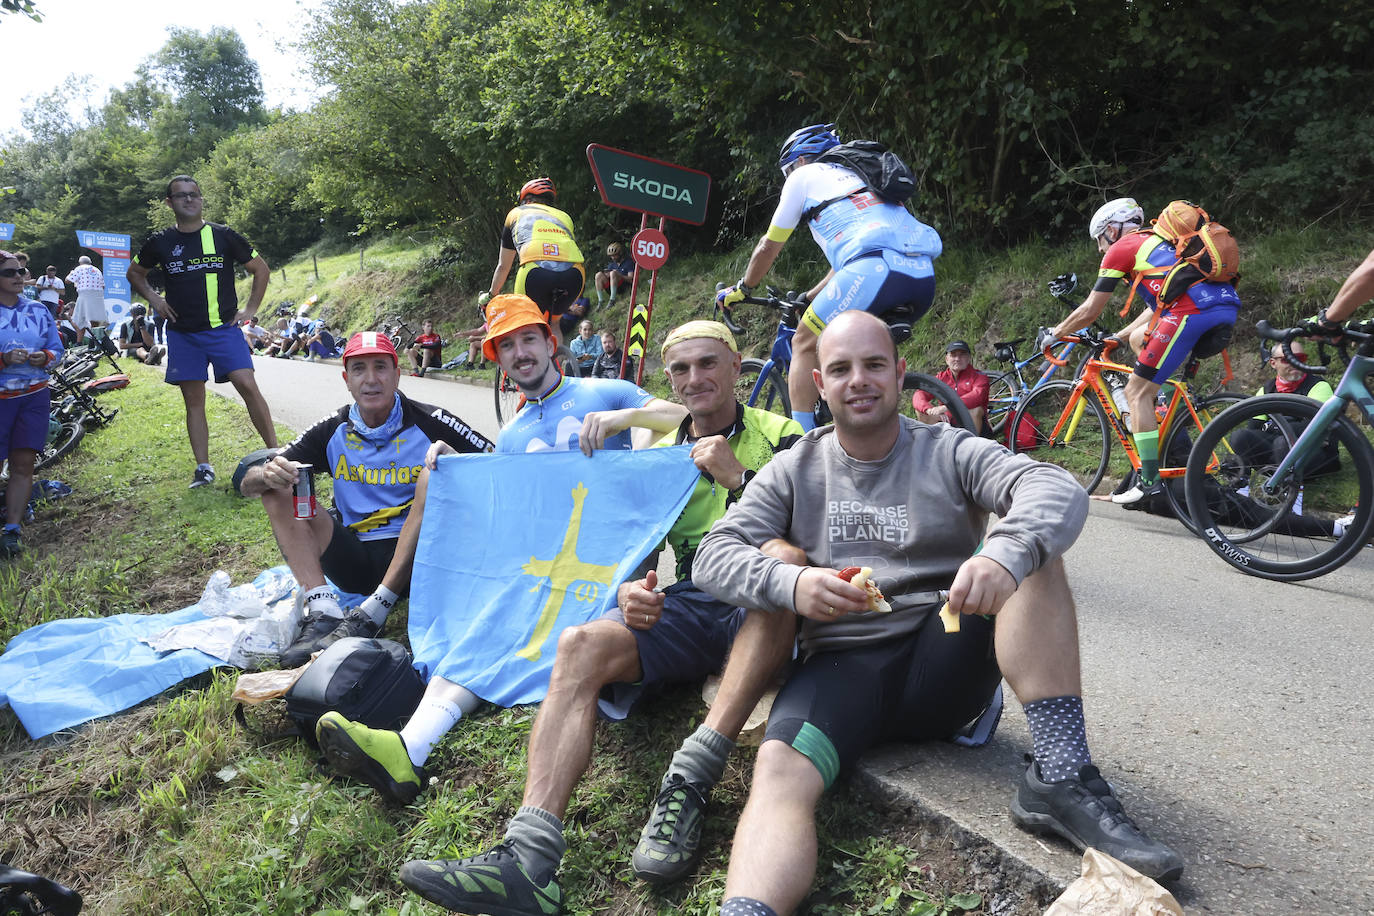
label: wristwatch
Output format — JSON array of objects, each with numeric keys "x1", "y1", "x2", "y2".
[{"x1": 731, "y1": 469, "x2": 757, "y2": 496}]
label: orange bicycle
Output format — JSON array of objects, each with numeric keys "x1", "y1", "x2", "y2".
[{"x1": 1008, "y1": 325, "x2": 1241, "y2": 530}]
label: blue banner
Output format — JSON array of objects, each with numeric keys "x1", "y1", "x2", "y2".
[
  {"x1": 0, "y1": 223, "x2": 13, "y2": 241},
  {"x1": 408, "y1": 446, "x2": 698, "y2": 706},
  {"x1": 76, "y1": 229, "x2": 133, "y2": 323}
]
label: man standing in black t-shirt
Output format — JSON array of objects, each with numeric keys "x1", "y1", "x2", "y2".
[{"x1": 129, "y1": 175, "x2": 278, "y2": 488}]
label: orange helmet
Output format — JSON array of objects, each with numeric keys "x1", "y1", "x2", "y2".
[{"x1": 519, "y1": 177, "x2": 556, "y2": 202}]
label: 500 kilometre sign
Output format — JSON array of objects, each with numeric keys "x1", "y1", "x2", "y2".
[{"x1": 587, "y1": 144, "x2": 711, "y2": 225}]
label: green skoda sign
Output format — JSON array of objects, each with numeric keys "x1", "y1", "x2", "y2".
[{"x1": 586, "y1": 144, "x2": 711, "y2": 225}]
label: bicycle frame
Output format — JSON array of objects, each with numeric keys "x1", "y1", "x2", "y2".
[
  {"x1": 1262, "y1": 352, "x2": 1374, "y2": 493},
  {"x1": 745, "y1": 320, "x2": 795, "y2": 406}
]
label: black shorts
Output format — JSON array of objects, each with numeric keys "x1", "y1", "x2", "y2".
[
  {"x1": 521, "y1": 264, "x2": 585, "y2": 317},
  {"x1": 319, "y1": 513, "x2": 399, "y2": 596},
  {"x1": 764, "y1": 607, "x2": 1000, "y2": 789}
]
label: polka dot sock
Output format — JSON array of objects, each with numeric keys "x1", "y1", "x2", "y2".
[
  {"x1": 1024, "y1": 695, "x2": 1092, "y2": 783},
  {"x1": 721, "y1": 897, "x2": 779, "y2": 916}
]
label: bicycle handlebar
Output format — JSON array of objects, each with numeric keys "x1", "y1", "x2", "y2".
[
  {"x1": 1255, "y1": 318, "x2": 1374, "y2": 376},
  {"x1": 1040, "y1": 325, "x2": 1123, "y2": 367}
]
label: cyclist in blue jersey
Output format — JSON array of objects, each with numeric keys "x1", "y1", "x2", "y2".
[
  {"x1": 129, "y1": 175, "x2": 278, "y2": 488},
  {"x1": 314, "y1": 294, "x2": 685, "y2": 807},
  {"x1": 238, "y1": 332, "x2": 494, "y2": 666},
  {"x1": 718, "y1": 124, "x2": 943, "y2": 430}
]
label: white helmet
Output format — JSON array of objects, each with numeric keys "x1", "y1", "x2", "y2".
[{"x1": 1089, "y1": 197, "x2": 1144, "y2": 241}]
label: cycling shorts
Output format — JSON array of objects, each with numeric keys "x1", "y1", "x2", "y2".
[
  {"x1": 801, "y1": 249, "x2": 936, "y2": 336},
  {"x1": 516, "y1": 262, "x2": 586, "y2": 318},
  {"x1": 763, "y1": 604, "x2": 999, "y2": 789},
  {"x1": 1135, "y1": 304, "x2": 1238, "y2": 383},
  {"x1": 320, "y1": 512, "x2": 400, "y2": 596}
]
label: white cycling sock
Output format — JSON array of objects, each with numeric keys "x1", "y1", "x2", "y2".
[
  {"x1": 304, "y1": 586, "x2": 344, "y2": 620},
  {"x1": 399, "y1": 679, "x2": 482, "y2": 765},
  {"x1": 358, "y1": 584, "x2": 400, "y2": 625}
]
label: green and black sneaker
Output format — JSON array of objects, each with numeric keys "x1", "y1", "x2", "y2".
[
  {"x1": 399, "y1": 841, "x2": 561, "y2": 916},
  {"x1": 315, "y1": 711, "x2": 424, "y2": 805},
  {"x1": 631, "y1": 772, "x2": 710, "y2": 885}
]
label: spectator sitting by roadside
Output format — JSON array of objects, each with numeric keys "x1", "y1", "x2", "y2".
[
  {"x1": 306, "y1": 320, "x2": 341, "y2": 361},
  {"x1": 118, "y1": 304, "x2": 165, "y2": 365},
  {"x1": 54, "y1": 302, "x2": 78, "y2": 350},
  {"x1": 593, "y1": 327, "x2": 634, "y2": 380},
  {"x1": 595, "y1": 242, "x2": 635, "y2": 308},
  {"x1": 558, "y1": 294, "x2": 593, "y2": 342},
  {"x1": 280, "y1": 314, "x2": 312, "y2": 358},
  {"x1": 911, "y1": 339, "x2": 990, "y2": 432},
  {"x1": 242, "y1": 315, "x2": 272, "y2": 351},
  {"x1": 569, "y1": 319, "x2": 602, "y2": 376},
  {"x1": 407, "y1": 319, "x2": 442, "y2": 376},
  {"x1": 264, "y1": 317, "x2": 292, "y2": 357}
]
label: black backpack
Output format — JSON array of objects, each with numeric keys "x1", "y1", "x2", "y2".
[
  {"x1": 802, "y1": 140, "x2": 917, "y2": 222},
  {"x1": 284, "y1": 637, "x2": 425, "y2": 747}
]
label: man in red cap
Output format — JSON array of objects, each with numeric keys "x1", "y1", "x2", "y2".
[{"x1": 238, "y1": 331, "x2": 495, "y2": 666}]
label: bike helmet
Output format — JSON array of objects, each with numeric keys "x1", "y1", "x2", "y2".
[
  {"x1": 777, "y1": 123, "x2": 840, "y2": 172},
  {"x1": 519, "y1": 177, "x2": 557, "y2": 202},
  {"x1": 1089, "y1": 197, "x2": 1144, "y2": 241}
]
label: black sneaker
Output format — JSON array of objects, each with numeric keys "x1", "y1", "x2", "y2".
[
  {"x1": 1010, "y1": 756, "x2": 1184, "y2": 882},
  {"x1": 189, "y1": 466, "x2": 216, "y2": 489},
  {"x1": 399, "y1": 841, "x2": 562, "y2": 915},
  {"x1": 0, "y1": 527, "x2": 22, "y2": 559},
  {"x1": 631, "y1": 773, "x2": 710, "y2": 885},
  {"x1": 279, "y1": 611, "x2": 344, "y2": 668},
  {"x1": 312, "y1": 610, "x2": 380, "y2": 654}
]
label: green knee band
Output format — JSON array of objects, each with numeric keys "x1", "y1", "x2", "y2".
[{"x1": 791, "y1": 722, "x2": 841, "y2": 790}]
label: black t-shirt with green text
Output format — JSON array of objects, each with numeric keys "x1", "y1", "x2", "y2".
[{"x1": 135, "y1": 222, "x2": 258, "y2": 332}]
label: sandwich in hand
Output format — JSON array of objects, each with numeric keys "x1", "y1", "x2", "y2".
[{"x1": 837, "y1": 566, "x2": 892, "y2": 614}]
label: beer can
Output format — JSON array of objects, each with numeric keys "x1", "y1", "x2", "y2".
[{"x1": 292, "y1": 467, "x2": 316, "y2": 519}]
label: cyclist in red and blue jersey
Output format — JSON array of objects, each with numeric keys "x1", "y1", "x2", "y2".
[
  {"x1": 717, "y1": 124, "x2": 943, "y2": 431},
  {"x1": 1047, "y1": 198, "x2": 1241, "y2": 505}
]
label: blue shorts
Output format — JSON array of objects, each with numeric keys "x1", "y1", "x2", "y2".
[
  {"x1": 0, "y1": 387, "x2": 52, "y2": 455},
  {"x1": 1135, "y1": 305, "x2": 1238, "y2": 383},
  {"x1": 597, "y1": 581, "x2": 747, "y2": 720},
  {"x1": 165, "y1": 323, "x2": 254, "y2": 385},
  {"x1": 801, "y1": 250, "x2": 936, "y2": 335}
]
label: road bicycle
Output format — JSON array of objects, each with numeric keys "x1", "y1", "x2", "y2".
[
  {"x1": 1183, "y1": 319, "x2": 1374, "y2": 580},
  {"x1": 1009, "y1": 325, "x2": 1244, "y2": 530},
  {"x1": 715, "y1": 286, "x2": 976, "y2": 430},
  {"x1": 382, "y1": 316, "x2": 418, "y2": 354},
  {"x1": 492, "y1": 346, "x2": 582, "y2": 427},
  {"x1": 0, "y1": 862, "x2": 82, "y2": 915}
]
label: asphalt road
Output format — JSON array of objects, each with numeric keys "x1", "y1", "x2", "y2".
[{"x1": 210, "y1": 356, "x2": 1374, "y2": 914}]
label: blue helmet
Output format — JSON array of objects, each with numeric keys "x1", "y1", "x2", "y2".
[{"x1": 778, "y1": 123, "x2": 840, "y2": 171}]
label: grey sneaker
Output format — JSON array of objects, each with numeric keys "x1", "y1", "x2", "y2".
[
  {"x1": 312, "y1": 610, "x2": 380, "y2": 655},
  {"x1": 1010, "y1": 756, "x2": 1184, "y2": 882},
  {"x1": 631, "y1": 773, "x2": 710, "y2": 885},
  {"x1": 189, "y1": 466, "x2": 216, "y2": 489},
  {"x1": 400, "y1": 841, "x2": 561, "y2": 915},
  {"x1": 279, "y1": 610, "x2": 344, "y2": 668}
]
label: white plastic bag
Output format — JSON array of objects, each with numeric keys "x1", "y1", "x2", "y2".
[{"x1": 143, "y1": 569, "x2": 303, "y2": 669}]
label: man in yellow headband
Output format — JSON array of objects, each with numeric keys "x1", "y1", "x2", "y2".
[{"x1": 399, "y1": 321, "x2": 805, "y2": 912}]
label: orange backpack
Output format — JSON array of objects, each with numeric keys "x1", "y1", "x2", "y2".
[{"x1": 1118, "y1": 200, "x2": 1241, "y2": 316}]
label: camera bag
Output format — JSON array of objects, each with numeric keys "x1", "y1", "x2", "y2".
[{"x1": 284, "y1": 637, "x2": 425, "y2": 748}]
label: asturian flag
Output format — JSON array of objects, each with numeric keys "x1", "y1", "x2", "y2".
[{"x1": 408, "y1": 446, "x2": 697, "y2": 706}]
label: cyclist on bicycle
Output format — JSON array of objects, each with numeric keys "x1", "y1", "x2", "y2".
[
  {"x1": 1045, "y1": 198, "x2": 1240, "y2": 506},
  {"x1": 485, "y1": 178, "x2": 586, "y2": 329},
  {"x1": 717, "y1": 124, "x2": 942, "y2": 431}
]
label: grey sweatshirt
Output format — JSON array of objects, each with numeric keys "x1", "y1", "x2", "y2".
[{"x1": 692, "y1": 416, "x2": 1088, "y2": 655}]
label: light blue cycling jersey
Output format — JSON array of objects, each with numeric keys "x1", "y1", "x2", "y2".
[
  {"x1": 766, "y1": 161, "x2": 942, "y2": 270},
  {"x1": 496, "y1": 375, "x2": 654, "y2": 454}
]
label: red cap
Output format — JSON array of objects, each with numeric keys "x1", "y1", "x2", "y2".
[{"x1": 342, "y1": 331, "x2": 398, "y2": 365}]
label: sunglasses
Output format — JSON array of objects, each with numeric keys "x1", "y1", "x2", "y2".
[
  {"x1": 169, "y1": 192, "x2": 202, "y2": 201},
  {"x1": 0, "y1": 267, "x2": 24, "y2": 278}
]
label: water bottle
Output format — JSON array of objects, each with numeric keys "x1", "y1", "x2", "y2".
[{"x1": 1107, "y1": 374, "x2": 1130, "y2": 423}]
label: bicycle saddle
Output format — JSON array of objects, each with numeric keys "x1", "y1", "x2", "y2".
[
  {"x1": 993, "y1": 338, "x2": 1028, "y2": 350},
  {"x1": 881, "y1": 303, "x2": 918, "y2": 345},
  {"x1": 0, "y1": 863, "x2": 83, "y2": 915}
]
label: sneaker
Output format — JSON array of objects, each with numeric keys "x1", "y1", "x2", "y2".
[
  {"x1": 399, "y1": 841, "x2": 562, "y2": 915},
  {"x1": 631, "y1": 773, "x2": 710, "y2": 885},
  {"x1": 0, "y1": 528, "x2": 22, "y2": 558},
  {"x1": 417, "y1": 367, "x2": 427, "y2": 378},
  {"x1": 1010, "y1": 756, "x2": 1184, "y2": 882},
  {"x1": 1112, "y1": 479, "x2": 1162, "y2": 507},
  {"x1": 316, "y1": 711, "x2": 426, "y2": 805},
  {"x1": 189, "y1": 466, "x2": 215, "y2": 489},
  {"x1": 278, "y1": 610, "x2": 345, "y2": 668},
  {"x1": 311, "y1": 610, "x2": 380, "y2": 655}
]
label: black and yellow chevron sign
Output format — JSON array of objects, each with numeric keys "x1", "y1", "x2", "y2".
[{"x1": 627, "y1": 304, "x2": 649, "y2": 358}]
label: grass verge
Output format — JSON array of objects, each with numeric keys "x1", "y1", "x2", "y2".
[{"x1": 0, "y1": 363, "x2": 1053, "y2": 914}]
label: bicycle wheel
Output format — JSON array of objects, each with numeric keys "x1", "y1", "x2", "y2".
[
  {"x1": 737, "y1": 358, "x2": 790, "y2": 418},
  {"x1": 1184, "y1": 394, "x2": 1374, "y2": 580},
  {"x1": 35, "y1": 419, "x2": 87, "y2": 471},
  {"x1": 901, "y1": 372, "x2": 977, "y2": 431},
  {"x1": 1158, "y1": 392, "x2": 1246, "y2": 534},
  {"x1": 1008, "y1": 380, "x2": 1111, "y2": 493},
  {"x1": 493, "y1": 367, "x2": 521, "y2": 427},
  {"x1": 985, "y1": 371, "x2": 1019, "y2": 436}
]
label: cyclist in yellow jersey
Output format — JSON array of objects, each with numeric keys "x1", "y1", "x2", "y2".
[{"x1": 486, "y1": 178, "x2": 586, "y2": 328}]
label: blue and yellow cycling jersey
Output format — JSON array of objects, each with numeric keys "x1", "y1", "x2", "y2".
[
  {"x1": 497, "y1": 376, "x2": 653, "y2": 454},
  {"x1": 765, "y1": 161, "x2": 941, "y2": 270}
]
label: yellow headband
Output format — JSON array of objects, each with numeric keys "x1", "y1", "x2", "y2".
[{"x1": 661, "y1": 320, "x2": 738, "y2": 359}]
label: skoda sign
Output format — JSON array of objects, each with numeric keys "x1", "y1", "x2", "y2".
[{"x1": 587, "y1": 144, "x2": 711, "y2": 225}]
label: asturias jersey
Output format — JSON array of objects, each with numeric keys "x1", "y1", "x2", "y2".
[
  {"x1": 496, "y1": 376, "x2": 653, "y2": 454},
  {"x1": 766, "y1": 161, "x2": 942, "y2": 270},
  {"x1": 1095, "y1": 230, "x2": 1242, "y2": 315},
  {"x1": 283, "y1": 392, "x2": 494, "y2": 540},
  {"x1": 501, "y1": 203, "x2": 584, "y2": 267},
  {"x1": 135, "y1": 222, "x2": 259, "y2": 332}
]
